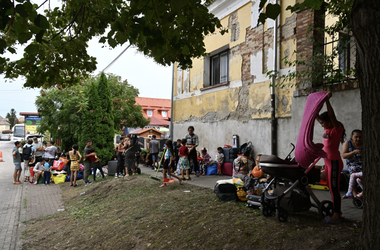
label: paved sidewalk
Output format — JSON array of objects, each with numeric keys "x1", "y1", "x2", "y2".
[
  {"x1": 0, "y1": 141, "x2": 64, "y2": 250},
  {"x1": 139, "y1": 163, "x2": 363, "y2": 222}
]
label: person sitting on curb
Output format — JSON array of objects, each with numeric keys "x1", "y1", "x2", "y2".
[
  {"x1": 31, "y1": 158, "x2": 47, "y2": 184},
  {"x1": 12, "y1": 141, "x2": 22, "y2": 184}
]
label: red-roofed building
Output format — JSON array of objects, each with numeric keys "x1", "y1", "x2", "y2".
[
  {"x1": 130, "y1": 128, "x2": 164, "y2": 139},
  {"x1": 135, "y1": 97, "x2": 171, "y2": 122}
]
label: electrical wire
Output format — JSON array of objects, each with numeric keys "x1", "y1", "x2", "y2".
[{"x1": 101, "y1": 44, "x2": 132, "y2": 72}]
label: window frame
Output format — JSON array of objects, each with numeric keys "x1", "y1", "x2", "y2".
[
  {"x1": 210, "y1": 50, "x2": 229, "y2": 86},
  {"x1": 161, "y1": 111, "x2": 167, "y2": 117},
  {"x1": 147, "y1": 110, "x2": 153, "y2": 117}
]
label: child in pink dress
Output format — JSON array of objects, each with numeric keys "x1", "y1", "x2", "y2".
[{"x1": 317, "y1": 92, "x2": 346, "y2": 224}]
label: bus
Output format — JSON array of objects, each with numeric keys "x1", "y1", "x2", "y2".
[{"x1": 12, "y1": 124, "x2": 25, "y2": 141}]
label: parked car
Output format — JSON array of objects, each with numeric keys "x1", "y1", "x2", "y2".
[{"x1": 1, "y1": 133, "x2": 11, "y2": 141}]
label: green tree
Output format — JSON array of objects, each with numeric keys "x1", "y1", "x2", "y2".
[
  {"x1": 79, "y1": 79, "x2": 103, "y2": 161},
  {"x1": 1, "y1": 0, "x2": 225, "y2": 88},
  {"x1": 95, "y1": 73, "x2": 115, "y2": 165},
  {"x1": 5, "y1": 108, "x2": 18, "y2": 129},
  {"x1": 258, "y1": 0, "x2": 379, "y2": 248},
  {"x1": 36, "y1": 74, "x2": 149, "y2": 159}
]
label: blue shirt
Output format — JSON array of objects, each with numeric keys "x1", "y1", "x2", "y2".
[{"x1": 44, "y1": 162, "x2": 50, "y2": 170}]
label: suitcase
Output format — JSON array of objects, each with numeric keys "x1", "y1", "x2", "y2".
[
  {"x1": 107, "y1": 160, "x2": 118, "y2": 176},
  {"x1": 223, "y1": 148, "x2": 238, "y2": 163},
  {"x1": 214, "y1": 183, "x2": 238, "y2": 202},
  {"x1": 222, "y1": 162, "x2": 233, "y2": 176}
]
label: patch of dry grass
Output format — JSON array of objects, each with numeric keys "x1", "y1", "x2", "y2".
[{"x1": 22, "y1": 175, "x2": 361, "y2": 250}]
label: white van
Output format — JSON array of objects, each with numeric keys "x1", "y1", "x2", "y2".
[{"x1": 12, "y1": 124, "x2": 25, "y2": 141}]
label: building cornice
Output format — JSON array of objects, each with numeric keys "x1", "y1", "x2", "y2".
[{"x1": 208, "y1": 0, "x2": 251, "y2": 20}]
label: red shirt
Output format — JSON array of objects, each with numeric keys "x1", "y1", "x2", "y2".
[
  {"x1": 323, "y1": 124, "x2": 344, "y2": 160},
  {"x1": 88, "y1": 155, "x2": 96, "y2": 162},
  {"x1": 179, "y1": 146, "x2": 189, "y2": 157}
]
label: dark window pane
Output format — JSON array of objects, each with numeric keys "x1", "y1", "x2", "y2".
[{"x1": 211, "y1": 56, "x2": 220, "y2": 85}]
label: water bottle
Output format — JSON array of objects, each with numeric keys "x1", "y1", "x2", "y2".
[{"x1": 256, "y1": 184, "x2": 262, "y2": 196}]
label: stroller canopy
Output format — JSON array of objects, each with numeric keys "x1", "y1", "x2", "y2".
[{"x1": 295, "y1": 92, "x2": 328, "y2": 168}]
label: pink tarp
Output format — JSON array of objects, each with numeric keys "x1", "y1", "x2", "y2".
[{"x1": 295, "y1": 92, "x2": 328, "y2": 168}]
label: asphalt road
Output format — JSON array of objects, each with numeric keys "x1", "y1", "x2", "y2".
[{"x1": 0, "y1": 140, "x2": 23, "y2": 250}]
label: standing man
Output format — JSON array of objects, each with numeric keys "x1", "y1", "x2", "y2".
[
  {"x1": 83, "y1": 140, "x2": 95, "y2": 185},
  {"x1": 149, "y1": 135, "x2": 159, "y2": 170},
  {"x1": 44, "y1": 140, "x2": 57, "y2": 166},
  {"x1": 32, "y1": 137, "x2": 44, "y2": 163},
  {"x1": 185, "y1": 126, "x2": 200, "y2": 177},
  {"x1": 12, "y1": 141, "x2": 22, "y2": 184}
]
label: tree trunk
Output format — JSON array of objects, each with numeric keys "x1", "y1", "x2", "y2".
[{"x1": 351, "y1": 1, "x2": 380, "y2": 249}]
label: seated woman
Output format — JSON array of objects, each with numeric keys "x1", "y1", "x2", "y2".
[
  {"x1": 233, "y1": 155, "x2": 253, "y2": 179},
  {"x1": 341, "y1": 129, "x2": 362, "y2": 198}
]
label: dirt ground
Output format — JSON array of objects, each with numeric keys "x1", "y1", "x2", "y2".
[{"x1": 21, "y1": 175, "x2": 361, "y2": 249}]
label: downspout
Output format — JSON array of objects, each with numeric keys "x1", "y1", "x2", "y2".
[
  {"x1": 170, "y1": 64, "x2": 174, "y2": 140},
  {"x1": 271, "y1": 0, "x2": 279, "y2": 155}
]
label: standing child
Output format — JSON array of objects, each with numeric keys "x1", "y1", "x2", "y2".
[
  {"x1": 69, "y1": 144, "x2": 82, "y2": 187},
  {"x1": 215, "y1": 147, "x2": 225, "y2": 176},
  {"x1": 179, "y1": 139, "x2": 191, "y2": 181},
  {"x1": 42, "y1": 158, "x2": 51, "y2": 185},
  {"x1": 200, "y1": 148, "x2": 211, "y2": 175},
  {"x1": 160, "y1": 140, "x2": 182, "y2": 188},
  {"x1": 87, "y1": 147, "x2": 105, "y2": 181},
  {"x1": 317, "y1": 92, "x2": 346, "y2": 224}
]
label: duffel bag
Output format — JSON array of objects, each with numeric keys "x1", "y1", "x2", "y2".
[{"x1": 214, "y1": 183, "x2": 238, "y2": 202}]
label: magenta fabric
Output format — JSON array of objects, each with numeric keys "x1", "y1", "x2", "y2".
[{"x1": 295, "y1": 92, "x2": 328, "y2": 169}]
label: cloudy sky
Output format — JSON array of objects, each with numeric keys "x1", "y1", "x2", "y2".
[{"x1": 0, "y1": 2, "x2": 173, "y2": 119}]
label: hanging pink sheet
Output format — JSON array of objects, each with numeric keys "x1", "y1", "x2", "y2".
[{"x1": 295, "y1": 92, "x2": 328, "y2": 169}]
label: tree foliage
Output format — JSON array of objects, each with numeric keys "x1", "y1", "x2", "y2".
[
  {"x1": 5, "y1": 108, "x2": 18, "y2": 129},
  {"x1": 36, "y1": 73, "x2": 149, "y2": 160},
  {"x1": 1, "y1": 0, "x2": 226, "y2": 88}
]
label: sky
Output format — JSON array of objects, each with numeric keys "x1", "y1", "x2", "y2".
[{"x1": 0, "y1": 3, "x2": 173, "y2": 119}]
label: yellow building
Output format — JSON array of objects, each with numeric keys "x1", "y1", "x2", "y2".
[{"x1": 172, "y1": 0, "x2": 361, "y2": 159}]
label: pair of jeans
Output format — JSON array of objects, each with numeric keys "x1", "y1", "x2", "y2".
[{"x1": 43, "y1": 171, "x2": 51, "y2": 184}]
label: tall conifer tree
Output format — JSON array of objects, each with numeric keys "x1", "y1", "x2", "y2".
[
  {"x1": 79, "y1": 80, "x2": 102, "y2": 154},
  {"x1": 97, "y1": 73, "x2": 115, "y2": 165}
]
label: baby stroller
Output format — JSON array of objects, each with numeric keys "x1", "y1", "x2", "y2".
[{"x1": 257, "y1": 92, "x2": 334, "y2": 222}]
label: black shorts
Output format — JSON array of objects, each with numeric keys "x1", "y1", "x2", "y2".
[{"x1": 163, "y1": 159, "x2": 170, "y2": 170}]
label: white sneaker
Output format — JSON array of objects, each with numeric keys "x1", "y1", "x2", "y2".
[
  {"x1": 33, "y1": 181, "x2": 37, "y2": 185},
  {"x1": 114, "y1": 173, "x2": 118, "y2": 178}
]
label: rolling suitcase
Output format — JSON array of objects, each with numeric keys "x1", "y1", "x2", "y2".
[{"x1": 107, "y1": 160, "x2": 118, "y2": 176}]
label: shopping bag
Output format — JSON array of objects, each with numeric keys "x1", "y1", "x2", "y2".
[
  {"x1": 51, "y1": 160, "x2": 65, "y2": 170},
  {"x1": 52, "y1": 174, "x2": 67, "y2": 184}
]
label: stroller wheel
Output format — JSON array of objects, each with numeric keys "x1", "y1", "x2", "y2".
[
  {"x1": 276, "y1": 208, "x2": 288, "y2": 222},
  {"x1": 353, "y1": 197, "x2": 363, "y2": 209},
  {"x1": 260, "y1": 204, "x2": 273, "y2": 217},
  {"x1": 318, "y1": 200, "x2": 334, "y2": 217}
]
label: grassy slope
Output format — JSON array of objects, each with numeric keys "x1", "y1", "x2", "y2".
[{"x1": 22, "y1": 175, "x2": 361, "y2": 250}]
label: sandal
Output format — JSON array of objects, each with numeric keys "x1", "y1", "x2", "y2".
[
  {"x1": 159, "y1": 184, "x2": 167, "y2": 188},
  {"x1": 322, "y1": 215, "x2": 342, "y2": 224}
]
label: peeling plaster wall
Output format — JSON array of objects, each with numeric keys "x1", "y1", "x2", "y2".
[
  {"x1": 172, "y1": 0, "x2": 361, "y2": 160},
  {"x1": 174, "y1": 89, "x2": 362, "y2": 161}
]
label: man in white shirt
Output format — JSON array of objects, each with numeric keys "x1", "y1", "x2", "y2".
[
  {"x1": 44, "y1": 140, "x2": 57, "y2": 166},
  {"x1": 32, "y1": 137, "x2": 44, "y2": 162}
]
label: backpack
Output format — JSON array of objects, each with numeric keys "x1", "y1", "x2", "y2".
[{"x1": 22, "y1": 145, "x2": 32, "y2": 160}]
